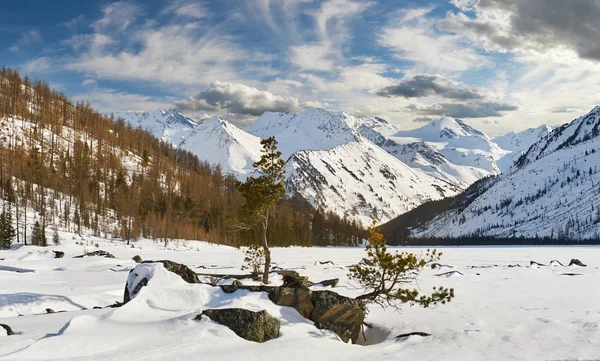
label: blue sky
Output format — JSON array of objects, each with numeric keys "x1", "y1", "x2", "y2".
[{"x1": 3, "y1": 0, "x2": 600, "y2": 133}]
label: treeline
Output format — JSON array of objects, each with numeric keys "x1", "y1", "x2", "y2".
[
  {"x1": 385, "y1": 236, "x2": 600, "y2": 246},
  {"x1": 0, "y1": 67, "x2": 365, "y2": 248}
]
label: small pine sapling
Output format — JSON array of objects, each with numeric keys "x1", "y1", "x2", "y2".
[
  {"x1": 349, "y1": 221, "x2": 455, "y2": 310},
  {"x1": 241, "y1": 244, "x2": 266, "y2": 281}
]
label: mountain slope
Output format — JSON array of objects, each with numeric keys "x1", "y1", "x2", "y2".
[
  {"x1": 384, "y1": 107, "x2": 600, "y2": 241},
  {"x1": 285, "y1": 137, "x2": 459, "y2": 225},
  {"x1": 116, "y1": 109, "x2": 196, "y2": 144},
  {"x1": 179, "y1": 117, "x2": 262, "y2": 176}
]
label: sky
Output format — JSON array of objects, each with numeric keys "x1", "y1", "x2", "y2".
[{"x1": 3, "y1": 0, "x2": 600, "y2": 134}]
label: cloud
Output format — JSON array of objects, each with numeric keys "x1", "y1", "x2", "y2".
[
  {"x1": 289, "y1": 43, "x2": 336, "y2": 71},
  {"x1": 162, "y1": 1, "x2": 208, "y2": 19},
  {"x1": 174, "y1": 82, "x2": 301, "y2": 117},
  {"x1": 21, "y1": 57, "x2": 55, "y2": 74},
  {"x1": 376, "y1": 74, "x2": 486, "y2": 100},
  {"x1": 413, "y1": 116, "x2": 436, "y2": 123},
  {"x1": 92, "y1": 1, "x2": 141, "y2": 32},
  {"x1": 75, "y1": 88, "x2": 173, "y2": 113},
  {"x1": 407, "y1": 101, "x2": 518, "y2": 118},
  {"x1": 379, "y1": 7, "x2": 491, "y2": 72},
  {"x1": 21, "y1": 29, "x2": 42, "y2": 44},
  {"x1": 442, "y1": 0, "x2": 600, "y2": 62}
]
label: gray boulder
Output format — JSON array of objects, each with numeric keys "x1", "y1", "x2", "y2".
[
  {"x1": 142, "y1": 260, "x2": 199, "y2": 283},
  {"x1": 196, "y1": 308, "x2": 280, "y2": 343},
  {"x1": 310, "y1": 290, "x2": 366, "y2": 343},
  {"x1": 0, "y1": 324, "x2": 14, "y2": 336}
]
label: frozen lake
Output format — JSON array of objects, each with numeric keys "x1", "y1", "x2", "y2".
[{"x1": 0, "y1": 236, "x2": 598, "y2": 360}]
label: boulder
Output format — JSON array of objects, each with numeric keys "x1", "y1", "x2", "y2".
[
  {"x1": 315, "y1": 278, "x2": 340, "y2": 288},
  {"x1": 74, "y1": 250, "x2": 115, "y2": 258},
  {"x1": 124, "y1": 273, "x2": 148, "y2": 303},
  {"x1": 568, "y1": 259, "x2": 586, "y2": 267},
  {"x1": 310, "y1": 290, "x2": 366, "y2": 343},
  {"x1": 196, "y1": 308, "x2": 279, "y2": 343},
  {"x1": 530, "y1": 261, "x2": 546, "y2": 267},
  {"x1": 0, "y1": 324, "x2": 14, "y2": 336},
  {"x1": 279, "y1": 270, "x2": 313, "y2": 288},
  {"x1": 53, "y1": 251, "x2": 65, "y2": 259},
  {"x1": 142, "y1": 260, "x2": 200, "y2": 283},
  {"x1": 132, "y1": 255, "x2": 142, "y2": 263},
  {"x1": 45, "y1": 308, "x2": 55, "y2": 314}
]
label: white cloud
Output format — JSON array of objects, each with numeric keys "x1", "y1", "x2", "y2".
[
  {"x1": 379, "y1": 8, "x2": 491, "y2": 73},
  {"x1": 174, "y1": 81, "x2": 301, "y2": 117},
  {"x1": 163, "y1": 1, "x2": 208, "y2": 19},
  {"x1": 74, "y1": 88, "x2": 173, "y2": 114},
  {"x1": 289, "y1": 43, "x2": 336, "y2": 71},
  {"x1": 92, "y1": 1, "x2": 142, "y2": 32}
]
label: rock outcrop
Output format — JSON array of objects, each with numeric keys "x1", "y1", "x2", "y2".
[{"x1": 196, "y1": 308, "x2": 280, "y2": 343}]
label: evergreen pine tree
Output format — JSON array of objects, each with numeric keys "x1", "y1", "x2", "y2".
[
  {"x1": 52, "y1": 229, "x2": 60, "y2": 245},
  {"x1": 0, "y1": 207, "x2": 16, "y2": 249},
  {"x1": 233, "y1": 137, "x2": 286, "y2": 284},
  {"x1": 31, "y1": 221, "x2": 47, "y2": 246}
]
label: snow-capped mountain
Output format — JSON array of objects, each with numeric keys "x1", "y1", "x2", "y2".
[
  {"x1": 121, "y1": 107, "x2": 548, "y2": 226},
  {"x1": 494, "y1": 124, "x2": 553, "y2": 170},
  {"x1": 390, "y1": 107, "x2": 600, "y2": 240},
  {"x1": 116, "y1": 109, "x2": 196, "y2": 144},
  {"x1": 179, "y1": 117, "x2": 262, "y2": 176},
  {"x1": 286, "y1": 137, "x2": 459, "y2": 225}
]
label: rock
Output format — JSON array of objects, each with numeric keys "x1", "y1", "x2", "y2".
[
  {"x1": 142, "y1": 260, "x2": 200, "y2": 283},
  {"x1": 74, "y1": 250, "x2": 115, "y2": 258},
  {"x1": 45, "y1": 308, "x2": 55, "y2": 314},
  {"x1": 279, "y1": 270, "x2": 313, "y2": 288},
  {"x1": 275, "y1": 287, "x2": 314, "y2": 318},
  {"x1": 53, "y1": 251, "x2": 65, "y2": 259},
  {"x1": 132, "y1": 255, "x2": 142, "y2": 263},
  {"x1": 93, "y1": 306, "x2": 103, "y2": 309},
  {"x1": 197, "y1": 308, "x2": 280, "y2": 343},
  {"x1": 0, "y1": 324, "x2": 14, "y2": 336},
  {"x1": 549, "y1": 260, "x2": 564, "y2": 267},
  {"x1": 124, "y1": 272, "x2": 148, "y2": 303},
  {"x1": 310, "y1": 290, "x2": 366, "y2": 343},
  {"x1": 530, "y1": 261, "x2": 546, "y2": 267},
  {"x1": 431, "y1": 263, "x2": 452, "y2": 270},
  {"x1": 560, "y1": 273, "x2": 583, "y2": 276},
  {"x1": 315, "y1": 278, "x2": 339, "y2": 288},
  {"x1": 435, "y1": 271, "x2": 463, "y2": 277},
  {"x1": 568, "y1": 259, "x2": 586, "y2": 267},
  {"x1": 396, "y1": 331, "x2": 431, "y2": 339}
]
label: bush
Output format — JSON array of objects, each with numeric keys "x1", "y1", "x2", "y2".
[
  {"x1": 241, "y1": 245, "x2": 265, "y2": 281},
  {"x1": 349, "y1": 221, "x2": 454, "y2": 310}
]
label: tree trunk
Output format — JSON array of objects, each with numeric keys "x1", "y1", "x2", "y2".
[{"x1": 261, "y1": 211, "x2": 270, "y2": 284}]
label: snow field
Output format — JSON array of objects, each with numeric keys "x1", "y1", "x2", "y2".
[{"x1": 0, "y1": 235, "x2": 599, "y2": 360}]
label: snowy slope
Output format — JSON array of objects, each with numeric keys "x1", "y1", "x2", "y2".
[
  {"x1": 1, "y1": 234, "x2": 600, "y2": 360},
  {"x1": 408, "y1": 107, "x2": 600, "y2": 240},
  {"x1": 179, "y1": 117, "x2": 263, "y2": 176},
  {"x1": 117, "y1": 109, "x2": 196, "y2": 144},
  {"x1": 244, "y1": 108, "x2": 359, "y2": 159},
  {"x1": 285, "y1": 137, "x2": 461, "y2": 225},
  {"x1": 494, "y1": 124, "x2": 553, "y2": 170}
]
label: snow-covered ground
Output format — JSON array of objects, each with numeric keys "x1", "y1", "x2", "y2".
[{"x1": 1, "y1": 233, "x2": 598, "y2": 360}]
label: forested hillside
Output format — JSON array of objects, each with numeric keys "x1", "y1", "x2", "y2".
[{"x1": 0, "y1": 68, "x2": 364, "y2": 248}]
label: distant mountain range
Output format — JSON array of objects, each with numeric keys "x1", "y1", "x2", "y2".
[
  {"x1": 382, "y1": 107, "x2": 600, "y2": 241},
  {"x1": 119, "y1": 108, "x2": 551, "y2": 226}
]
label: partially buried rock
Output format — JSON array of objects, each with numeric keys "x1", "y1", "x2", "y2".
[
  {"x1": 0, "y1": 324, "x2": 14, "y2": 336},
  {"x1": 568, "y1": 259, "x2": 586, "y2": 267},
  {"x1": 53, "y1": 251, "x2": 65, "y2": 259},
  {"x1": 279, "y1": 270, "x2": 313, "y2": 288},
  {"x1": 132, "y1": 255, "x2": 142, "y2": 263},
  {"x1": 45, "y1": 308, "x2": 55, "y2": 314},
  {"x1": 124, "y1": 260, "x2": 199, "y2": 303},
  {"x1": 197, "y1": 308, "x2": 280, "y2": 343},
  {"x1": 74, "y1": 250, "x2": 115, "y2": 259},
  {"x1": 530, "y1": 261, "x2": 546, "y2": 267},
  {"x1": 142, "y1": 260, "x2": 199, "y2": 283},
  {"x1": 310, "y1": 290, "x2": 366, "y2": 343},
  {"x1": 315, "y1": 278, "x2": 339, "y2": 288}
]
